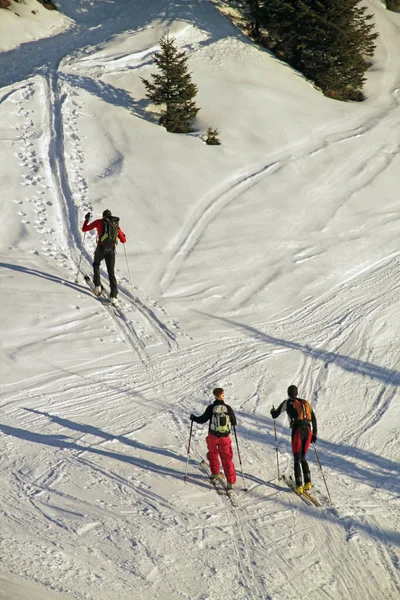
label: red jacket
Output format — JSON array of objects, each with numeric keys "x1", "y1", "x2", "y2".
[{"x1": 82, "y1": 218, "x2": 126, "y2": 245}]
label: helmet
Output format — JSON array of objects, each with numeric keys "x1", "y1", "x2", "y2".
[
  {"x1": 103, "y1": 209, "x2": 112, "y2": 218},
  {"x1": 287, "y1": 385, "x2": 298, "y2": 398}
]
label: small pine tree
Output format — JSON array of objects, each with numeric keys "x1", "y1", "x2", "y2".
[
  {"x1": 141, "y1": 34, "x2": 200, "y2": 133},
  {"x1": 205, "y1": 127, "x2": 221, "y2": 146}
]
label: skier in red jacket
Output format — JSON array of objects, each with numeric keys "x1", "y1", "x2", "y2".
[{"x1": 82, "y1": 209, "x2": 126, "y2": 303}]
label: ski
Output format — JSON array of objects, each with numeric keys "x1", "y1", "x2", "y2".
[
  {"x1": 84, "y1": 275, "x2": 120, "y2": 316},
  {"x1": 199, "y1": 460, "x2": 225, "y2": 496},
  {"x1": 199, "y1": 460, "x2": 238, "y2": 506},
  {"x1": 281, "y1": 475, "x2": 321, "y2": 507},
  {"x1": 302, "y1": 489, "x2": 322, "y2": 507}
]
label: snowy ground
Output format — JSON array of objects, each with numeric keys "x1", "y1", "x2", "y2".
[{"x1": 0, "y1": 0, "x2": 399, "y2": 599}]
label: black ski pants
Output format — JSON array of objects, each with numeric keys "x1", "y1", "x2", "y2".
[
  {"x1": 93, "y1": 244, "x2": 118, "y2": 297},
  {"x1": 291, "y1": 425, "x2": 312, "y2": 487}
]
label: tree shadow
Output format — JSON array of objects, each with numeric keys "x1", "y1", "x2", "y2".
[
  {"x1": 0, "y1": 420, "x2": 209, "y2": 490},
  {"x1": 273, "y1": 478, "x2": 400, "y2": 547},
  {"x1": 242, "y1": 456, "x2": 400, "y2": 547},
  {"x1": 0, "y1": 261, "x2": 90, "y2": 295},
  {"x1": 237, "y1": 397, "x2": 399, "y2": 496},
  {"x1": 24, "y1": 407, "x2": 187, "y2": 464},
  {"x1": 202, "y1": 312, "x2": 400, "y2": 387},
  {"x1": 0, "y1": 0, "x2": 262, "y2": 94},
  {"x1": 2, "y1": 417, "x2": 399, "y2": 547},
  {"x1": 59, "y1": 72, "x2": 150, "y2": 119},
  {"x1": 197, "y1": 314, "x2": 400, "y2": 495}
]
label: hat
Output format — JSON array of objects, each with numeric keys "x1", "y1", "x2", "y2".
[
  {"x1": 103, "y1": 209, "x2": 112, "y2": 218},
  {"x1": 287, "y1": 385, "x2": 298, "y2": 398}
]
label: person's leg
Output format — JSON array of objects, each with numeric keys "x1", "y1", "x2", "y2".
[
  {"x1": 206, "y1": 434, "x2": 221, "y2": 475},
  {"x1": 104, "y1": 248, "x2": 118, "y2": 297},
  {"x1": 218, "y1": 436, "x2": 236, "y2": 484},
  {"x1": 292, "y1": 428, "x2": 303, "y2": 487},
  {"x1": 93, "y1": 246, "x2": 105, "y2": 287},
  {"x1": 301, "y1": 428, "x2": 312, "y2": 484}
]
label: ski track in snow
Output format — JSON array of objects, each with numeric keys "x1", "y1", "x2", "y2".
[
  {"x1": 10, "y1": 68, "x2": 183, "y2": 365},
  {"x1": 159, "y1": 92, "x2": 400, "y2": 301},
  {"x1": 1, "y1": 1, "x2": 400, "y2": 599}
]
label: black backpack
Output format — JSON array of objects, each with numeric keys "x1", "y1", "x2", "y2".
[
  {"x1": 100, "y1": 215, "x2": 119, "y2": 245},
  {"x1": 210, "y1": 404, "x2": 231, "y2": 435}
]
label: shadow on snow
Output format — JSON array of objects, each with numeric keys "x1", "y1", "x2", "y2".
[
  {"x1": 0, "y1": 261, "x2": 93, "y2": 297},
  {"x1": 0, "y1": 418, "x2": 210, "y2": 492}
]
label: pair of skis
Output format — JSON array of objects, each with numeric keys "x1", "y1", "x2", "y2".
[
  {"x1": 281, "y1": 475, "x2": 322, "y2": 507},
  {"x1": 199, "y1": 460, "x2": 238, "y2": 506},
  {"x1": 84, "y1": 275, "x2": 120, "y2": 316},
  {"x1": 196, "y1": 462, "x2": 322, "y2": 508}
]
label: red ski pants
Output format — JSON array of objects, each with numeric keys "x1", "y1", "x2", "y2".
[
  {"x1": 291, "y1": 426, "x2": 312, "y2": 487},
  {"x1": 206, "y1": 434, "x2": 236, "y2": 484}
]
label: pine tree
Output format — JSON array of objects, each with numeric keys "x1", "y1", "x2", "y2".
[
  {"x1": 259, "y1": 0, "x2": 378, "y2": 101},
  {"x1": 386, "y1": 0, "x2": 400, "y2": 11},
  {"x1": 141, "y1": 35, "x2": 200, "y2": 133},
  {"x1": 244, "y1": 0, "x2": 263, "y2": 42}
]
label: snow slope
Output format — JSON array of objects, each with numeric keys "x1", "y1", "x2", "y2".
[{"x1": 0, "y1": 0, "x2": 399, "y2": 598}]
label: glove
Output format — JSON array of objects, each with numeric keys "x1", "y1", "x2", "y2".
[
  {"x1": 311, "y1": 433, "x2": 317, "y2": 444},
  {"x1": 270, "y1": 408, "x2": 276, "y2": 418},
  {"x1": 190, "y1": 414, "x2": 195, "y2": 422},
  {"x1": 85, "y1": 212, "x2": 91, "y2": 221}
]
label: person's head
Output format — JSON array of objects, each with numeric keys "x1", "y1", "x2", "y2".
[
  {"x1": 103, "y1": 209, "x2": 112, "y2": 218},
  {"x1": 287, "y1": 385, "x2": 298, "y2": 398},
  {"x1": 213, "y1": 387, "x2": 224, "y2": 401}
]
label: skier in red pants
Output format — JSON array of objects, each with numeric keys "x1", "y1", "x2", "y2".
[
  {"x1": 270, "y1": 385, "x2": 317, "y2": 494},
  {"x1": 190, "y1": 388, "x2": 237, "y2": 489}
]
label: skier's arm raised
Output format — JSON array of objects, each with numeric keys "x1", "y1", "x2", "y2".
[{"x1": 82, "y1": 218, "x2": 102, "y2": 234}]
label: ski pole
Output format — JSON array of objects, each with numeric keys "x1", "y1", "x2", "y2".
[
  {"x1": 233, "y1": 426, "x2": 247, "y2": 491},
  {"x1": 312, "y1": 443, "x2": 333, "y2": 507},
  {"x1": 183, "y1": 421, "x2": 194, "y2": 483},
  {"x1": 124, "y1": 244, "x2": 135, "y2": 297},
  {"x1": 272, "y1": 408, "x2": 280, "y2": 480},
  {"x1": 75, "y1": 232, "x2": 86, "y2": 284}
]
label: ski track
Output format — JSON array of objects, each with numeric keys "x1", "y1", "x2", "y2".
[
  {"x1": 3, "y1": 235, "x2": 398, "y2": 595},
  {"x1": 159, "y1": 78, "x2": 400, "y2": 303},
  {"x1": 12, "y1": 69, "x2": 183, "y2": 364},
  {"x1": 2, "y1": 2, "x2": 400, "y2": 599}
]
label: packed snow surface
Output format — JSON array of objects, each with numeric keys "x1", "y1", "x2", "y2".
[{"x1": 0, "y1": 0, "x2": 399, "y2": 599}]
